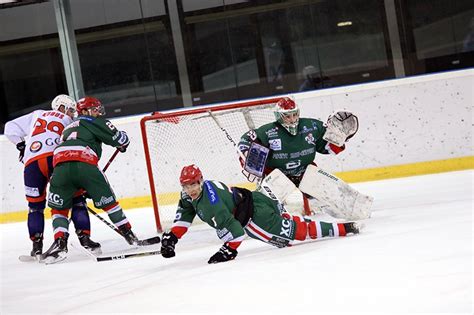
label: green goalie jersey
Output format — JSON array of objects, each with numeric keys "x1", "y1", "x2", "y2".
[
  {"x1": 53, "y1": 115, "x2": 129, "y2": 167},
  {"x1": 238, "y1": 117, "x2": 331, "y2": 178},
  {"x1": 172, "y1": 180, "x2": 246, "y2": 243}
]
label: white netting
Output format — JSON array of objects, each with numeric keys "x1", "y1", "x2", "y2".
[{"x1": 143, "y1": 100, "x2": 291, "y2": 230}]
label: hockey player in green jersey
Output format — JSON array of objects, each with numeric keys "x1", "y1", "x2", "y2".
[
  {"x1": 41, "y1": 96, "x2": 139, "y2": 263},
  {"x1": 237, "y1": 97, "x2": 366, "y2": 220},
  {"x1": 160, "y1": 164, "x2": 360, "y2": 264}
]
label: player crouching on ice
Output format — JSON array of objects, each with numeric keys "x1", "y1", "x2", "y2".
[
  {"x1": 238, "y1": 97, "x2": 373, "y2": 221},
  {"x1": 160, "y1": 164, "x2": 361, "y2": 264},
  {"x1": 41, "y1": 97, "x2": 139, "y2": 264}
]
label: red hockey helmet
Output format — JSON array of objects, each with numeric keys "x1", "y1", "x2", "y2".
[
  {"x1": 179, "y1": 164, "x2": 203, "y2": 185},
  {"x1": 274, "y1": 97, "x2": 300, "y2": 135},
  {"x1": 76, "y1": 96, "x2": 105, "y2": 116}
]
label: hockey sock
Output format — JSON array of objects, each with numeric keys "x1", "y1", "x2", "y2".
[
  {"x1": 71, "y1": 198, "x2": 91, "y2": 234},
  {"x1": 292, "y1": 215, "x2": 308, "y2": 241},
  {"x1": 51, "y1": 209, "x2": 71, "y2": 239},
  {"x1": 307, "y1": 220, "x2": 346, "y2": 239},
  {"x1": 27, "y1": 208, "x2": 44, "y2": 239},
  {"x1": 103, "y1": 202, "x2": 130, "y2": 228}
]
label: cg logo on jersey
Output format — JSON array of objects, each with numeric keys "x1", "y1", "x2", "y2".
[
  {"x1": 45, "y1": 137, "x2": 61, "y2": 146},
  {"x1": 29, "y1": 141, "x2": 42, "y2": 153}
]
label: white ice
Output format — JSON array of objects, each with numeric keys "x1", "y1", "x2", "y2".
[{"x1": 0, "y1": 170, "x2": 472, "y2": 314}]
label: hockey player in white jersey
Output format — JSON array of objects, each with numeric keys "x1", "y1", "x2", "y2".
[{"x1": 4, "y1": 94, "x2": 101, "y2": 259}]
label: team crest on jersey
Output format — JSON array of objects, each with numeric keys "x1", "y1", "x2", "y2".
[
  {"x1": 305, "y1": 133, "x2": 315, "y2": 145},
  {"x1": 29, "y1": 141, "x2": 42, "y2": 153},
  {"x1": 269, "y1": 139, "x2": 282, "y2": 150}
]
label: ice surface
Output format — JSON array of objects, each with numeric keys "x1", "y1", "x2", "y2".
[{"x1": 0, "y1": 171, "x2": 472, "y2": 314}]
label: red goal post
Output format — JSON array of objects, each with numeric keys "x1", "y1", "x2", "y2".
[{"x1": 140, "y1": 97, "x2": 283, "y2": 232}]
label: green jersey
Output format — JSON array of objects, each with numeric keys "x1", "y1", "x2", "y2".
[
  {"x1": 173, "y1": 180, "x2": 246, "y2": 243},
  {"x1": 53, "y1": 115, "x2": 129, "y2": 166},
  {"x1": 238, "y1": 118, "x2": 330, "y2": 178}
]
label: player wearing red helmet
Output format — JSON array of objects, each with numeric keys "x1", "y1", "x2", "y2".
[
  {"x1": 160, "y1": 164, "x2": 361, "y2": 264},
  {"x1": 4, "y1": 94, "x2": 100, "y2": 260},
  {"x1": 41, "y1": 96, "x2": 137, "y2": 263}
]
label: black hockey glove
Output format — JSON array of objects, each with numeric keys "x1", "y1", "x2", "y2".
[
  {"x1": 16, "y1": 141, "x2": 26, "y2": 162},
  {"x1": 117, "y1": 131, "x2": 130, "y2": 152},
  {"x1": 208, "y1": 243, "x2": 238, "y2": 264},
  {"x1": 160, "y1": 231, "x2": 178, "y2": 258}
]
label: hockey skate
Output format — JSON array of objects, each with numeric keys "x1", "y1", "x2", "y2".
[
  {"x1": 77, "y1": 230, "x2": 102, "y2": 255},
  {"x1": 343, "y1": 222, "x2": 363, "y2": 235},
  {"x1": 118, "y1": 225, "x2": 139, "y2": 245},
  {"x1": 40, "y1": 236, "x2": 68, "y2": 264},
  {"x1": 30, "y1": 233, "x2": 43, "y2": 257}
]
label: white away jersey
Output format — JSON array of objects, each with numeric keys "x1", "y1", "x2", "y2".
[{"x1": 4, "y1": 110, "x2": 73, "y2": 165}]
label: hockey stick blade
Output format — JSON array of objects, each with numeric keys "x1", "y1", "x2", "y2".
[
  {"x1": 136, "y1": 236, "x2": 161, "y2": 246},
  {"x1": 96, "y1": 249, "x2": 161, "y2": 262},
  {"x1": 18, "y1": 255, "x2": 39, "y2": 262}
]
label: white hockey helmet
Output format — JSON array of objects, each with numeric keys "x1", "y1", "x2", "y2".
[
  {"x1": 51, "y1": 94, "x2": 76, "y2": 112},
  {"x1": 274, "y1": 97, "x2": 300, "y2": 136}
]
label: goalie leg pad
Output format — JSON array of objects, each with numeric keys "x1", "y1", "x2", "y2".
[
  {"x1": 260, "y1": 169, "x2": 297, "y2": 202},
  {"x1": 299, "y1": 165, "x2": 373, "y2": 220}
]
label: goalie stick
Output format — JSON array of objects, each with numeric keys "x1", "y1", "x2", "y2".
[{"x1": 207, "y1": 111, "x2": 290, "y2": 210}]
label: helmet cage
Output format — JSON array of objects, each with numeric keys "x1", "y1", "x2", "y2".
[
  {"x1": 76, "y1": 97, "x2": 106, "y2": 116},
  {"x1": 274, "y1": 98, "x2": 299, "y2": 136}
]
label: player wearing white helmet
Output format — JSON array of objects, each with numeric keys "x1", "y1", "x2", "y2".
[
  {"x1": 238, "y1": 97, "x2": 369, "y2": 221},
  {"x1": 4, "y1": 94, "x2": 100, "y2": 260}
]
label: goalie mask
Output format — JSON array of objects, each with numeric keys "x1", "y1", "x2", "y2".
[
  {"x1": 76, "y1": 96, "x2": 106, "y2": 116},
  {"x1": 274, "y1": 97, "x2": 300, "y2": 136},
  {"x1": 51, "y1": 94, "x2": 76, "y2": 113}
]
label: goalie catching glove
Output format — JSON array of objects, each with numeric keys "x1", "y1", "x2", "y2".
[
  {"x1": 323, "y1": 111, "x2": 359, "y2": 147},
  {"x1": 160, "y1": 231, "x2": 178, "y2": 258},
  {"x1": 208, "y1": 243, "x2": 238, "y2": 264}
]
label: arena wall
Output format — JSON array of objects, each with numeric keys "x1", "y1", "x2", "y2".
[{"x1": 1, "y1": 69, "x2": 472, "y2": 221}]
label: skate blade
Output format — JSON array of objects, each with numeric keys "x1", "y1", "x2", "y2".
[
  {"x1": 89, "y1": 247, "x2": 102, "y2": 256},
  {"x1": 18, "y1": 255, "x2": 39, "y2": 262},
  {"x1": 40, "y1": 252, "x2": 68, "y2": 265}
]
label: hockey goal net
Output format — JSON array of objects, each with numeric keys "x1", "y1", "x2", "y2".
[{"x1": 141, "y1": 97, "x2": 307, "y2": 232}]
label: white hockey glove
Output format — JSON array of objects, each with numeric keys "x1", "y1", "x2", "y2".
[{"x1": 323, "y1": 111, "x2": 359, "y2": 147}]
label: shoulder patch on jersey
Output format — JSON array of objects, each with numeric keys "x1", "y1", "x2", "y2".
[{"x1": 204, "y1": 180, "x2": 219, "y2": 205}]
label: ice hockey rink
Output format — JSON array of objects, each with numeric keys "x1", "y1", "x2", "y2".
[{"x1": 0, "y1": 170, "x2": 472, "y2": 314}]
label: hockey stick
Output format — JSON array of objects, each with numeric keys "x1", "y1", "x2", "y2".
[
  {"x1": 102, "y1": 148, "x2": 120, "y2": 172},
  {"x1": 86, "y1": 206, "x2": 160, "y2": 246},
  {"x1": 207, "y1": 111, "x2": 288, "y2": 207},
  {"x1": 85, "y1": 149, "x2": 160, "y2": 246},
  {"x1": 96, "y1": 249, "x2": 161, "y2": 262}
]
